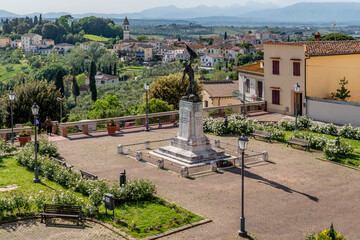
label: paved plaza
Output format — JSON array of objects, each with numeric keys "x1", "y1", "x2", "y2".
[
  {"x1": 3, "y1": 118, "x2": 360, "y2": 240},
  {"x1": 46, "y1": 125, "x2": 360, "y2": 240}
]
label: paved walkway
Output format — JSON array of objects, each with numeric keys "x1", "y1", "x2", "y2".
[
  {"x1": 0, "y1": 219, "x2": 122, "y2": 240},
  {"x1": 46, "y1": 125, "x2": 360, "y2": 240}
]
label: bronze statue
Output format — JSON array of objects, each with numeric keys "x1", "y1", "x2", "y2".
[{"x1": 181, "y1": 45, "x2": 200, "y2": 102}]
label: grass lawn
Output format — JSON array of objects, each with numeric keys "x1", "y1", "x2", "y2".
[
  {"x1": 284, "y1": 131, "x2": 360, "y2": 168},
  {"x1": 0, "y1": 63, "x2": 25, "y2": 82},
  {"x1": 0, "y1": 155, "x2": 203, "y2": 238},
  {"x1": 98, "y1": 201, "x2": 203, "y2": 238},
  {"x1": 83, "y1": 34, "x2": 110, "y2": 42}
]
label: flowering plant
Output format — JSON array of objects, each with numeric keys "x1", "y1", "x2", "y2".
[
  {"x1": 18, "y1": 128, "x2": 30, "y2": 137},
  {"x1": 106, "y1": 119, "x2": 117, "y2": 127}
]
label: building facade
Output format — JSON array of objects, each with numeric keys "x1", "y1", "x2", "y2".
[
  {"x1": 21, "y1": 33, "x2": 42, "y2": 52},
  {"x1": 236, "y1": 61, "x2": 265, "y2": 102}
]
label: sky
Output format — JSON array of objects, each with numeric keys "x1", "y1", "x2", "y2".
[{"x1": 3, "y1": 0, "x2": 360, "y2": 14}]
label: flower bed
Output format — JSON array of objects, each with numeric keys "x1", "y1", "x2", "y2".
[{"x1": 203, "y1": 114, "x2": 358, "y2": 162}]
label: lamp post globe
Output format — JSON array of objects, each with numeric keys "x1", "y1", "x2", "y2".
[
  {"x1": 238, "y1": 133, "x2": 248, "y2": 236},
  {"x1": 293, "y1": 83, "x2": 300, "y2": 131},
  {"x1": 9, "y1": 92, "x2": 15, "y2": 144},
  {"x1": 144, "y1": 82, "x2": 150, "y2": 132},
  {"x1": 32, "y1": 103, "x2": 40, "y2": 183}
]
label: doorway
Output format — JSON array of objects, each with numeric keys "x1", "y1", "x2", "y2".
[
  {"x1": 257, "y1": 81, "x2": 263, "y2": 98},
  {"x1": 294, "y1": 92, "x2": 302, "y2": 115}
]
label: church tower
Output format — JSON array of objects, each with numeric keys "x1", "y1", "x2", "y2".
[{"x1": 123, "y1": 17, "x2": 130, "y2": 40}]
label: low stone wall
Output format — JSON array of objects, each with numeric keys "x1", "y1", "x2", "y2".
[{"x1": 307, "y1": 97, "x2": 360, "y2": 126}]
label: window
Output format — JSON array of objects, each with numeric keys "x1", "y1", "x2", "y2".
[
  {"x1": 272, "y1": 90, "x2": 280, "y2": 105},
  {"x1": 272, "y1": 60, "x2": 279, "y2": 75},
  {"x1": 246, "y1": 79, "x2": 250, "y2": 93},
  {"x1": 293, "y1": 62, "x2": 300, "y2": 76},
  {"x1": 101, "y1": 81, "x2": 105, "y2": 84},
  {"x1": 205, "y1": 100, "x2": 208, "y2": 108}
]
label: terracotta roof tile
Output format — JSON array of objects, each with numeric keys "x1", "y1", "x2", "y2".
[
  {"x1": 235, "y1": 62, "x2": 264, "y2": 74},
  {"x1": 202, "y1": 81, "x2": 239, "y2": 98},
  {"x1": 264, "y1": 41, "x2": 360, "y2": 56}
]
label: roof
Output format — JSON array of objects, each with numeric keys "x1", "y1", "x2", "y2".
[
  {"x1": 202, "y1": 81, "x2": 239, "y2": 98},
  {"x1": 235, "y1": 62, "x2": 264, "y2": 75},
  {"x1": 55, "y1": 43, "x2": 74, "y2": 47},
  {"x1": 203, "y1": 54, "x2": 225, "y2": 59},
  {"x1": 123, "y1": 17, "x2": 129, "y2": 25},
  {"x1": 264, "y1": 41, "x2": 360, "y2": 56},
  {"x1": 0, "y1": 36, "x2": 10, "y2": 39},
  {"x1": 86, "y1": 72, "x2": 118, "y2": 81},
  {"x1": 22, "y1": 33, "x2": 41, "y2": 38}
]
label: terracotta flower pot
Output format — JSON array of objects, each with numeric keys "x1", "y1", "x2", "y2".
[
  {"x1": 107, "y1": 126, "x2": 118, "y2": 136},
  {"x1": 18, "y1": 136, "x2": 31, "y2": 147}
]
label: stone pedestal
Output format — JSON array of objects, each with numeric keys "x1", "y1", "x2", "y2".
[{"x1": 152, "y1": 100, "x2": 233, "y2": 166}]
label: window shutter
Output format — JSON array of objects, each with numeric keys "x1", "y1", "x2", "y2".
[
  {"x1": 293, "y1": 62, "x2": 300, "y2": 76},
  {"x1": 272, "y1": 90, "x2": 280, "y2": 105},
  {"x1": 272, "y1": 60, "x2": 279, "y2": 75}
]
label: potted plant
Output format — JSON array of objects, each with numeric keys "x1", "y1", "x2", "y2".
[
  {"x1": 106, "y1": 119, "x2": 118, "y2": 135},
  {"x1": 18, "y1": 128, "x2": 31, "y2": 146}
]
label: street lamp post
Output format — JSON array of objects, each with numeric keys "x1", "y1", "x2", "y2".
[
  {"x1": 144, "y1": 82, "x2": 150, "y2": 132},
  {"x1": 9, "y1": 92, "x2": 15, "y2": 144},
  {"x1": 32, "y1": 103, "x2": 40, "y2": 183},
  {"x1": 238, "y1": 133, "x2": 249, "y2": 236},
  {"x1": 294, "y1": 83, "x2": 300, "y2": 131},
  {"x1": 57, "y1": 97, "x2": 62, "y2": 124},
  {"x1": 241, "y1": 75, "x2": 247, "y2": 117}
]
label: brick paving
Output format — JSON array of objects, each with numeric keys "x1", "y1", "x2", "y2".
[{"x1": 0, "y1": 219, "x2": 123, "y2": 240}]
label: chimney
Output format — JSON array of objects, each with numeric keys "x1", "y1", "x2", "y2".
[
  {"x1": 314, "y1": 32, "x2": 321, "y2": 41},
  {"x1": 260, "y1": 60, "x2": 264, "y2": 69}
]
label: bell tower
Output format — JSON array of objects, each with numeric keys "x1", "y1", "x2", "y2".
[{"x1": 123, "y1": 17, "x2": 130, "y2": 40}]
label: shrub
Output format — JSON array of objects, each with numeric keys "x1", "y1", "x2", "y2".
[
  {"x1": 0, "y1": 139, "x2": 17, "y2": 153},
  {"x1": 294, "y1": 132, "x2": 328, "y2": 150},
  {"x1": 317, "y1": 123, "x2": 338, "y2": 136},
  {"x1": 210, "y1": 119, "x2": 227, "y2": 135},
  {"x1": 278, "y1": 120, "x2": 295, "y2": 131},
  {"x1": 118, "y1": 179, "x2": 156, "y2": 202},
  {"x1": 324, "y1": 141, "x2": 353, "y2": 160},
  {"x1": 306, "y1": 223, "x2": 346, "y2": 240},
  {"x1": 339, "y1": 124, "x2": 360, "y2": 140},
  {"x1": 203, "y1": 117, "x2": 214, "y2": 132},
  {"x1": 14, "y1": 137, "x2": 157, "y2": 207},
  {"x1": 297, "y1": 116, "x2": 312, "y2": 130}
]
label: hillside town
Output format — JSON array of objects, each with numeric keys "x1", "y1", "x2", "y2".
[{"x1": 0, "y1": 3, "x2": 359, "y2": 240}]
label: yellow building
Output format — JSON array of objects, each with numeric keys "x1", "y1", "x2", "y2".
[
  {"x1": 0, "y1": 36, "x2": 10, "y2": 48},
  {"x1": 264, "y1": 40, "x2": 360, "y2": 116}
]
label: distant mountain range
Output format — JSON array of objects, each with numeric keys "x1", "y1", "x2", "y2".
[{"x1": 2, "y1": 2, "x2": 360, "y2": 24}]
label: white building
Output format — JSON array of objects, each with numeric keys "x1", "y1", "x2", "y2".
[
  {"x1": 10, "y1": 39, "x2": 21, "y2": 49},
  {"x1": 21, "y1": 33, "x2": 42, "y2": 52},
  {"x1": 85, "y1": 72, "x2": 120, "y2": 86},
  {"x1": 54, "y1": 43, "x2": 75, "y2": 54},
  {"x1": 200, "y1": 54, "x2": 226, "y2": 68},
  {"x1": 235, "y1": 61, "x2": 265, "y2": 102}
]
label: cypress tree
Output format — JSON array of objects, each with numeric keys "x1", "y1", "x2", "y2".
[
  {"x1": 55, "y1": 70, "x2": 64, "y2": 96},
  {"x1": 34, "y1": 16, "x2": 38, "y2": 25},
  {"x1": 113, "y1": 62, "x2": 117, "y2": 75},
  {"x1": 109, "y1": 64, "x2": 112, "y2": 74},
  {"x1": 39, "y1": 14, "x2": 42, "y2": 24},
  {"x1": 224, "y1": 32, "x2": 228, "y2": 40},
  {"x1": 89, "y1": 61, "x2": 97, "y2": 102},
  {"x1": 72, "y1": 72, "x2": 80, "y2": 105}
]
